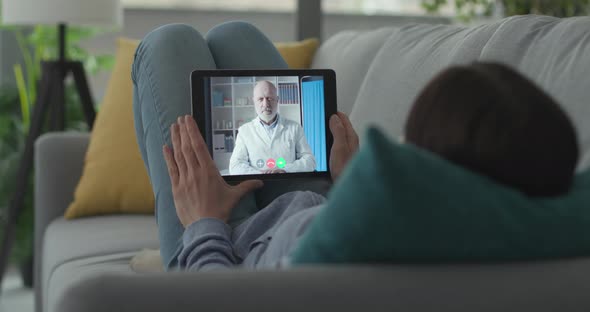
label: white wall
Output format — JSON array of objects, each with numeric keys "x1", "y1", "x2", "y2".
[{"x1": 83, "y1": 8, "x2": 449, "y2": 103}]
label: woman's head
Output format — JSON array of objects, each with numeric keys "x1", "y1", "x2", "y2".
[{"x1": 404, "y1": 62, "x2": 579, "y2": 197}]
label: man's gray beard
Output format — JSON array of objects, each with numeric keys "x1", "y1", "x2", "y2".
[{"x1": 259, "y1": 112, "x2": 276, "y2": 123}]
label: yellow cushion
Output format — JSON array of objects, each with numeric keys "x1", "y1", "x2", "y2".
[
  {"x1": 64, "y1": 38, "x2": 151, "y2": 219},
  {"x1": 275, "y1": 38, "x2": 320, "y2": 69},
  {"x1": 65, "y1": 37, "x2": 319, "y2": 219}
]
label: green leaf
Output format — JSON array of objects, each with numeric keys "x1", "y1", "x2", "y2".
[
  {"x1": 13, "y1": 64, "x2": 30, "y2": 129},
  {"x1": 85, "y1": 56, "x2": 99, "y2": 75},
  {"x1": 421, "y1": 0, "x2": 449, "y2": 13},
  {"x1": 96, "y1": 55, "x2": 116, "y2": 70},
  {"x1": 66, "y1": 26, "x2": 100, "y2": 43}
]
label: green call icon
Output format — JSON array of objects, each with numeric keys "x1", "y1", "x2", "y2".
[{"x1": 276, "y1": 157, "x2": 286, "y2": 168}]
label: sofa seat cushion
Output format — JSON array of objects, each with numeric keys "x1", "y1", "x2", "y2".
[
  {"x1": 42, "y1": 215, "x2": 159, "y2": 308},
  {"x1": 46, "y1": 251, "x2": 139, "y2": 312}
]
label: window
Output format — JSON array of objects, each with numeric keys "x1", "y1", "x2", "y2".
[
  {"x1": 122, "y1": 0, "x2": 453, "y2": 15},
  {"x1": 323, "y1": 0, "x2": 455, "y2": 16},
  {"x1": 122, "y1": 0, "x2": 296, "y2": 12}
]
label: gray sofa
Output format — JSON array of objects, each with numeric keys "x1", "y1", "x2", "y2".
[{"x1": 35, "y1": 15, "x2": 590, "y2": 312}]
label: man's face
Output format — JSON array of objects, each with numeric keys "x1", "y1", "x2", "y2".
[{"x1": 253, "y1": 81, "x2": 279, "y2": 123}]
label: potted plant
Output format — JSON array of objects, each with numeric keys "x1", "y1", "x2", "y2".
[
  {"x1": 0, "y1": 25, "x2": 114, "y2": 288},
  {"x1": 421, "y1": 0, "x2": 590, "y2": 21}
]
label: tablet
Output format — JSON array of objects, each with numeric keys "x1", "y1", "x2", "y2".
[{"x1": 191, "y1": 69, "x2": 336, "y2": 182}]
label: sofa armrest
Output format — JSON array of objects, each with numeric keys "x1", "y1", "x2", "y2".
[
  {"x1": 58, "y1": 267, "x2": 397, "y2": 312},
  {"x1": 56, "y1": 261, "x2": 590, "y2": 312},
  {"x1": 34, "y1": 131, "x2": 89, "y2": 309}
]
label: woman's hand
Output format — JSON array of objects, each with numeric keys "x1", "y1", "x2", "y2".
[
  {"x1": 163, "y1": 115, "x2": 263, "y2": 228},
  {"x1": 329, "y1": 112, "x2": 359, "y2": 181}
]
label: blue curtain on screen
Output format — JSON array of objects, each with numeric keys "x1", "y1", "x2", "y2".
[{"x1": 301, "y1": 79, "x2": 326, "y2": 171}]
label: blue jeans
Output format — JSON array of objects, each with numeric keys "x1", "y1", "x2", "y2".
[{"x1": 132, "y1": 22, "x2": 331, "y2": 270}]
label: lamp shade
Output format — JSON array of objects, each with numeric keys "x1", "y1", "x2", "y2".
[{"x1": 2, "y1": 0, "x2": 122, "y2": 27}]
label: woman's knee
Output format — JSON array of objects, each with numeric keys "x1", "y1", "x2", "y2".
[
  {"x1": 136, "y1": 23, "x2": 204, "y2": 58},
  {"x1": 206, "y1": 21, "x2": 261, "y2": 41},
  {"x1": 205, "y1": 21, "x2": 287, "y2": 69},
  {"x1": 143, "y1": 23, "x2": 201, "y2": 47},
  {"x1": 133, "y1": 24, "x2": 208, "y2": 75}
]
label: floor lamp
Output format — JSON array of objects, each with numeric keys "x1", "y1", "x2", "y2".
[{"x1": 0, "y1": 0, "x2": 122, "y2": 293}]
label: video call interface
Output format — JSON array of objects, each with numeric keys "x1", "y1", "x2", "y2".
[{"x1": 203, "y1": 75, "x2": 327, "y2": 176}]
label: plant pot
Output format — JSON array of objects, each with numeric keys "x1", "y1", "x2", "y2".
[{"x1": 19, "y1": 253, "x2": 33, "y2": 288}]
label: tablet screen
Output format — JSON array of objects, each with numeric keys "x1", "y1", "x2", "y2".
[{"x1": 192, "y1": 70, "x2": 336, "y2": 180}]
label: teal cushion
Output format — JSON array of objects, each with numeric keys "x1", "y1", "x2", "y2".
[{"x1": 290, "y1": 127, "x2": 590, "y2": 264}]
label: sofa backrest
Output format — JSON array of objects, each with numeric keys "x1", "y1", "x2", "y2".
[{"x1": 312, "y1": 15, "x2": 590, "y2": 171}]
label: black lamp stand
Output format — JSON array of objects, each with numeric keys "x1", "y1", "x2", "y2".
[{"x1": 0, "y1": 23, "x2": 96, "y2": 293}]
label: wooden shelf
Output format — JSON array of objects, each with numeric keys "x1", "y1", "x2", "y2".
[{"x1": 212, "y1": 82, "x2": 253, "y2": 86}]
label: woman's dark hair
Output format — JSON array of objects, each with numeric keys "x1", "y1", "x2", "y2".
[{"x1": 404, "y1": 62, "x2": 579, "y2": 197}]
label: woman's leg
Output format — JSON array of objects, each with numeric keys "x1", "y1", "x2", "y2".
[
  {"x1": 132, "y1": 23, "x2": 219, "y2": 270},
  {"x1": 132, "y1": 22, "x2": 286, "y2": 271},
  {"x1": 204, "y1": 21, "x2": 333, "y2": 208},
  {"x1": 133, "y1": 22, "x2": 331, "y2": 270}
]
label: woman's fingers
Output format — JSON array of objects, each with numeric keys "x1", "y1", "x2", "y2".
[
  {"x1": 330, "y1": 114, "x2": 348, "y2": 153},
  {"x1": 162, "y1": 145, "x2": 179, "y2": 186},
  {"x1": 179, "y1": 116, "x2": 200, "y2": 173},
  {"x1": 170, "y1": 122, "x2": 188, "y2": 176},
  {"x1": 337, "y1": 111, "x2": 359, "y2": 151},
  {"x1": 184, "y1": 115, "x2": 215, "y2": 169}
]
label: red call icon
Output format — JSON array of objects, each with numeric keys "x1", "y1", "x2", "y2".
[{"x1": 266, "y1": 158, "x2": 276, "y2": 168}]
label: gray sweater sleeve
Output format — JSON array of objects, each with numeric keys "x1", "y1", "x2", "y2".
[
  {"x1": 178, "y1": 191, "x2": 327, "y2": 272},
  {"x1": 178, "y1": 218, "x2": 237, "y2": 272}
]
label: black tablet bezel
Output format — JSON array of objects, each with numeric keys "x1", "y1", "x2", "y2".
[{"x1": 191, "y1": 69, "x2": 337, "y2": 183}]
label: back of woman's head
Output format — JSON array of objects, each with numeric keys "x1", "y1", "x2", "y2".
[{"x1": 404, "y1": 62, "x2": 579, "y2": 197}]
